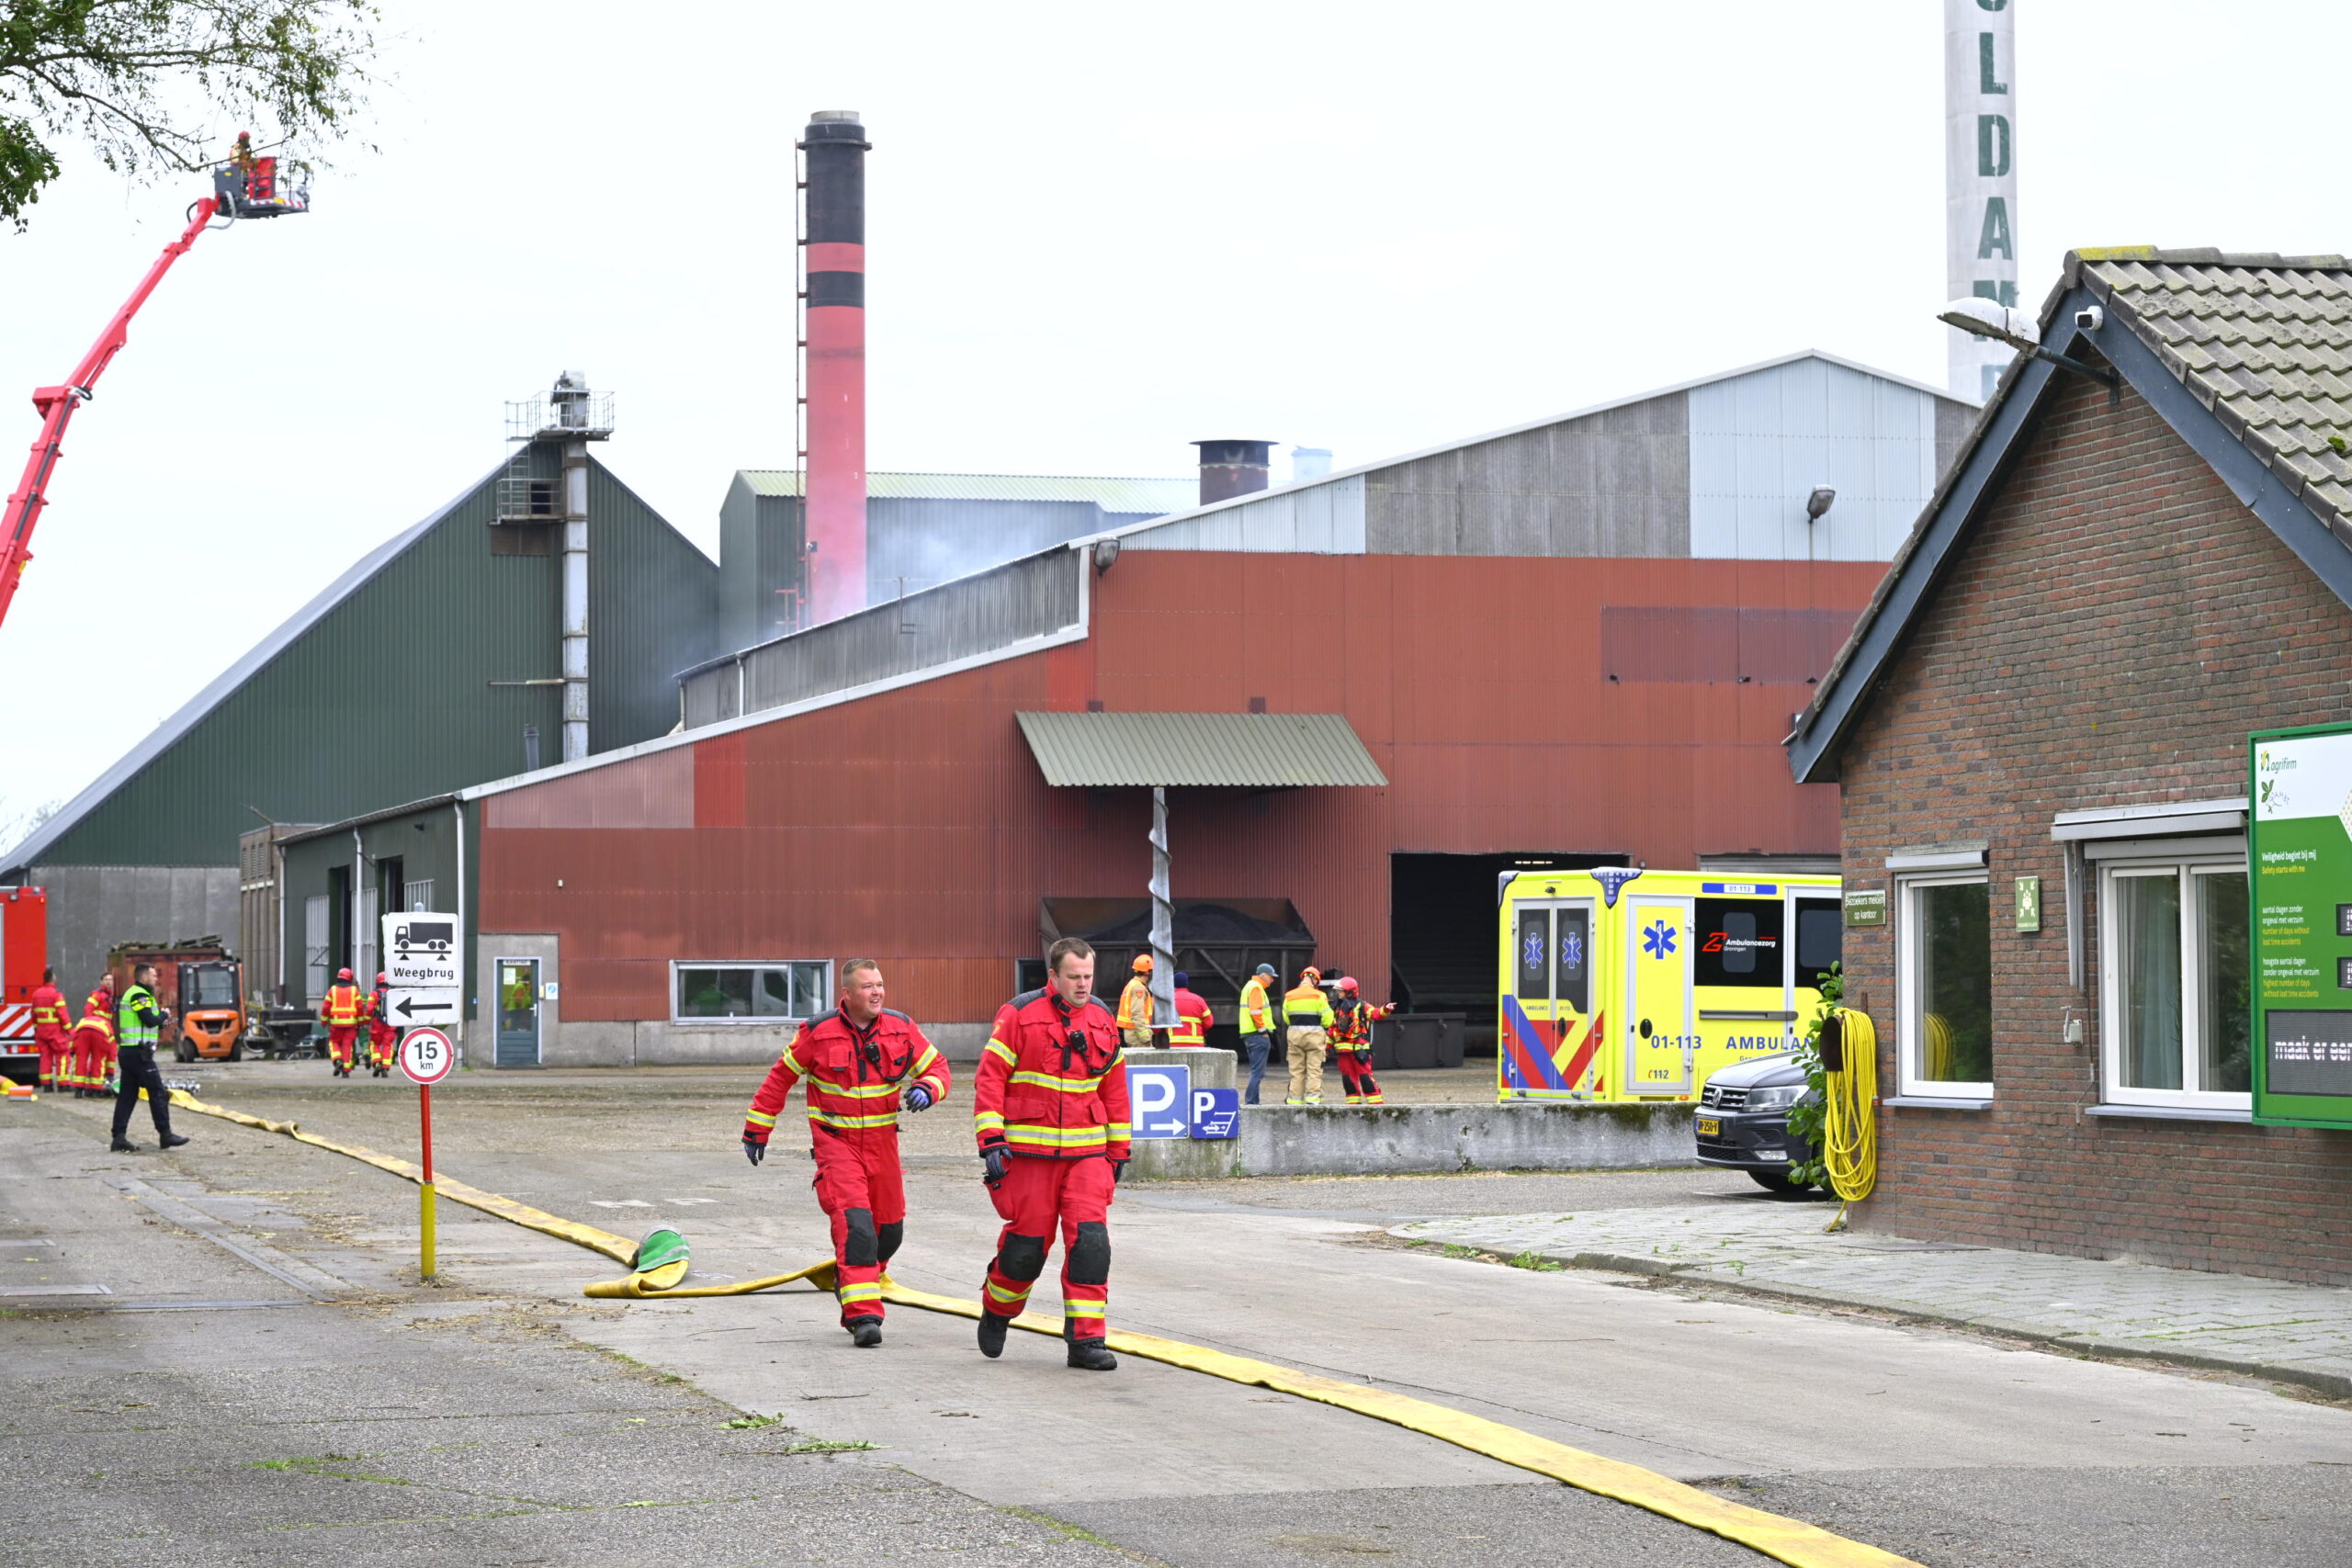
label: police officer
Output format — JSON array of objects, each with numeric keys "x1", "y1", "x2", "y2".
[{"x1": 111, "y1": 964, "x2": 188, "y2": 1153}]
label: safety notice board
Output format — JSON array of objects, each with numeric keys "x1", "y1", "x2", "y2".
[{"x1": 2249, "y1": 724, "x2": 2352, "y2": 1127}]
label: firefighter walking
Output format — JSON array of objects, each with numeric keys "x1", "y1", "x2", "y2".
[
  {"x1": 1329, "y1": 976, "x2": 1393, "y2": 1104},
  {"x1": 111, "y1": 964, "x2": 187, "y2": 1152},
  {"x1": 365, "y1": 972, "x2": 398, "y2": 1077},
  {"x1": 29, "y1": 968, "x2": 72, "y2": 1093},
  {"x1": 741, "y1": 960, "x2": 948, "y2": 1346},
  {"x1": 972, "y1": 936, "x2": 1130, "y2": 1371},
  {"x1": 69, "y1": 978, "x2": 115, "y2": 1099},
  {"x1": 320, "y1": 967, "x2": 364, "y2": 1077},
  {"x1": 1283, "y1": 965, "x2": 1334, "y2": 1105}
]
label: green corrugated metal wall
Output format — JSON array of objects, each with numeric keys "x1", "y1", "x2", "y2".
[
  {"x1": 278, "y1": 801, "x2": 474, "y2": 1007},
  {"x1": 39, "y1": 455, "x2": 716, "y2": 869}
]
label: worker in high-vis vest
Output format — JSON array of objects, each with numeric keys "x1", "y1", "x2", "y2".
[
  {"x1": 320, "y1": 967, "x2": 364, "y2": 1077},
  {"x1": 1238, "y1": 962, "x2": 1277, "y2": 1103},
  {"x1": 1283, "y1": 965, "x2": 1335, "y2": 1105},
  {"x1": 29, "y1": 968, "x2": 72, "y2": 1092},
  {"x1": 1169, "y1": 971, "x2": 1212, "y2": 1048},
  {"x1": 1328, "y1": 976, "x2": 1393, "y2": 1104},
  {"x1": 70, "y1": 980, "x2": 115, "y2": 1098},
  {"x1": 111, "y1": 964, "x2": 187, "y2": 1152},
  {"x1": 365, "y1": 972, "x2": 398, "y2": 1077},
  {"x1": 1114, "y1": 953, "x2": 1156, "y2": 1051}
]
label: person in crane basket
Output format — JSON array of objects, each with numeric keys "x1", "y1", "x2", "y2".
[{"x1": 741, "y1": 960, "x2": 949, "y2": 1346}]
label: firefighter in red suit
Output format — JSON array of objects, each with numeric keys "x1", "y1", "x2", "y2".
[
  {"x1": 29, "y1": 968, "x2": 73, "y2": 1092},
  {"x1": 365, "y1": 972, "x2": 398, "y2": 1077},
  {"x1": 71, "y1": 981, "x2": 115, "y2": 1098},
  {"x1": 320, "y1": 968, "x2": 363, "y2": 1077},
  {"x1": 972, "y1": 936, "x2": 1130, "y2": 1371},
  {"x1": 1329, "y1": 976, "x2": 1394, "y2": 1104},
  {"x1": 741, "y1": 960, "x2": 949, "y2": 1347}
]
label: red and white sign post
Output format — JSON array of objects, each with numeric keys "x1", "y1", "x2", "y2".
[{"x1": 398, "y1": 1026, "x2": 455, "y2": 1279}]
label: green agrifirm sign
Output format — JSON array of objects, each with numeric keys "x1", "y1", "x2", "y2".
[{"x1": 2250, "y1": 724, "x2": 2352, "y2": 1128}]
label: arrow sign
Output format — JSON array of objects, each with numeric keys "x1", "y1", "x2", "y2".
[{"x1": 388, "y1": 987, "x2": 462, "y2": 1025}]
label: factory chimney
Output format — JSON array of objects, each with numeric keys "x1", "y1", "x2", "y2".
[
  {"x1": 1193, "y1": 440, "x2": 1272, "y2": 506},
  {"x1": 1945, "y1": 0, "x2": 2018, "y2": 402},
  {"x1": 801, "y1": 109, "x2": 869, "y2": 625}
]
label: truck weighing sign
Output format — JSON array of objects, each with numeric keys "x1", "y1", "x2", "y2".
[
  {"x1": 382, "y1": 912, "x2": 459, "y2": 988},
  {"x1": 2249, "y1": 726, "x2": 2352, "y2": 1126}
]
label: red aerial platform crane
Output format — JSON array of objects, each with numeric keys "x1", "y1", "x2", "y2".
[{"x1": 0, "y1": 155, "x2": 309, "y2": 630}]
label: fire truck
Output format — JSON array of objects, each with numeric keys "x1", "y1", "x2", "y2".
[
  {"x1": 0, "y1": 887, "x2": 49, "y2": 1085},
  {"x1": 1497, "y1": 867, "x2": 1844, "y2": 1102}
]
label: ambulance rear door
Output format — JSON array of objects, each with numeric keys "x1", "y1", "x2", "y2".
[
  {"x1": 1623, "y1": 892, "x2": 1696, "y2": 1096},
  {"x1": 1498, "y1": 892, "x2": 1600, "y2": 1098}
]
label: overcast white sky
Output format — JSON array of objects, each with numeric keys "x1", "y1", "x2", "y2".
[{"x1": 1, "y1": 0, "x2": 2341, "y2": 836}]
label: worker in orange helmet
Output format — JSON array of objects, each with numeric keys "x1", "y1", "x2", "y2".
[
  {"x1": 320, "y1": 967, "x2": 364, "y2": 1077},
  {"x1": 1169, "y1": 971, "x2": 1212, "y2": 1048},
  {"x1": 1114, "y1": 953, "x2": 1156, "y2": 1051},
  {"x1": 1282, "y1": 965, "x2": 1335, "y2": 1105},
  {"x1": 29, "y1": 967, "x2": 73, "y2": 1093},
  {"x1": 229, "y1": 130, "x2": 255, "y2": 170},
  {"x1": 741, "y1": 959, "x2": 949, "y2": 1345},
  {"x1": 365, "y1": 972, "x2": 398, "y2": 1077},
  {"x1": 1328, "y1": 976, "x2": 1394, "y2": 1104},
  {"x1": 70, "y1": 976, "x2": 116, "y2": 1099},
  {"x1": 972, "y1": 936, "x2": 1129, "y2": 1371}
]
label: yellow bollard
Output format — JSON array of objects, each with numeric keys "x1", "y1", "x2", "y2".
[{"x1": 420, "y1": 1179, "x2": 437, "y2": 1279}]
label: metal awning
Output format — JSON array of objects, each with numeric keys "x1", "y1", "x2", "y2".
[{"x1": 1014, "y1": 711, "x2": 1386, "y2": 789}]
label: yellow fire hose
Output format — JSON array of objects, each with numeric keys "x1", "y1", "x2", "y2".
[
  {"x1": 1819, "y1": 1009, "x2": 1880, "y2": 1230},
  {"x1": 162, "y1": 1089, "x2": 1922, "y2": 1568}
]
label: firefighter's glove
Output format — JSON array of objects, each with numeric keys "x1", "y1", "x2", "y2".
[
  {"x1": 903, "y1": 1085, "x2": 933, "y2": 1112},
  {"x1": 1112, "y1": 1158, "x2": 1129, "y2": 1187},
  {"x1": 742, "y1": 1136, "x2": 766, "y2": 1168},
  {"x1": 981, "y1": 1145, "x2": 1010, "y2": 1188}
]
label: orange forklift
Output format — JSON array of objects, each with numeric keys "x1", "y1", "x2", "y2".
[{"x1": 107, "y1": 939, "x2": 246, "y2": 1062}]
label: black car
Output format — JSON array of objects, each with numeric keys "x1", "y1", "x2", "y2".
[{"x1": 1693, "y1": 1051, "x2": 1816, "y2": 1192}]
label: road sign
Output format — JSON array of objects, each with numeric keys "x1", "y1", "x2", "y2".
[
  {"x1": 1189, "y1": 1087, "x2": 1239, "y2": 1139},
  {"x1": 385, "y1": 987, "x2": 462, "y2": 1027},
  {"x1": 381, "y1": 911, "x2": 460, "y2": 987},
  {"x1": 398, "y1": 1026, "x2": 455, "y2": 1087},
  {"x1": 1126, "y1": 1063, "x2": 1191, "y2": 1139}
]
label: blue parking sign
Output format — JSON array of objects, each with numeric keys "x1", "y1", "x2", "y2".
[
  {"x1": 1126, "y1": 1063, "x2": 1191, "y2": 1139},
  {"x1": 1189, "y1": 1088, "x2": 1239, "y2": 1140}
]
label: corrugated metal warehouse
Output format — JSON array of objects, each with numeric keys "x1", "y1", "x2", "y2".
[{"x1": 279, "y1": 352, "x2": 1973, "y2": 1066}]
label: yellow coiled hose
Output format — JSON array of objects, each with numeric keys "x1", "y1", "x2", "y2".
[{"x1": 1821, "y1": 1007, "x2": 1878, "y2": 1228}]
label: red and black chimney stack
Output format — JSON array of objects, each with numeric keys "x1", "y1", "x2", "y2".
[{"x1": 801, "y1": 109, "x2": 868, "y2": 626}]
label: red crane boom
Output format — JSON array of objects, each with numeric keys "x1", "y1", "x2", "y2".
[{"x1": 0, "y1": 195, "x2": 221, "y2": 629}]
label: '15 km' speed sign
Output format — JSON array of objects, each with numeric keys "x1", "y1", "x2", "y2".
[{"x1": 399, "y1": 1026, "x2": 455, "y2": 1087}]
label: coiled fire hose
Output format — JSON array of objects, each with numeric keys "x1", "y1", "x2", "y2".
[{"x1": 1819, "y1": 1008, "x2": 1879, "y2": 1229}]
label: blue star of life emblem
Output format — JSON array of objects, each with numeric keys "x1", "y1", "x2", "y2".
[
  {"x1": 1522, "y1": 932, "x2": 1544, "y2": 970},
  {"x1": 1642, "y1": 920, "x2": 1677, "y2": 959},
  {"x1": 1559, "y1": 931, "x2": 1583, "y2": 970}
]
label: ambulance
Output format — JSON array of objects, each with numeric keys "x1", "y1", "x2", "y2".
[{"x1": 1496, "y1": 868, "x2": 1842, "y2": 1102}]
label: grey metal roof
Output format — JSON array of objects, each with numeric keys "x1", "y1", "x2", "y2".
[
  {"x1": 3, "y1": 465, "x2": 496, "y2": 874},
  {"x1": 738, "y1": 469, "x2": 1195, "y2": 513},
  {"x1": 1014, "y1": 711, "x2": 1387, "y2": 789},
  {"x1": 1786, "y1": 249, "x2": 2352, "y2": 784}
]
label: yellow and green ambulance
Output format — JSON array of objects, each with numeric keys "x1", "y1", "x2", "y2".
[{"x1": 1496, "y1": 868, "x2": 1843, "y2": 1102}]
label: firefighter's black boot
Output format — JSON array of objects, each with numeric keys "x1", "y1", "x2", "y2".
[
  {"x1": 1067, "y1": 1337, "x2": 1117, "y2": 1371},
  {"x1": 977, "y1": 1311, "x2": 1011, "y2": 1359},
  {"x1": 847, "y1": 1316, "x2": 883, "y2": 1348}
]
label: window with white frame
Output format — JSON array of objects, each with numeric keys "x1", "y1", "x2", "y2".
[
  {"x1": 1897, "y1": 873, "x2": 1994, "y2": 1097},
  {"x1": 673, "y1": 961, "x2": 832, "y2": 1022},
  {"x1": 2099, "y1": 856, "x2": 2250, "y2": 1108}
]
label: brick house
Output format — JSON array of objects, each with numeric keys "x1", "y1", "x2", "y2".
[{"x1": 1788, "y1": 249, "x2": 2352, "y2": 1284}]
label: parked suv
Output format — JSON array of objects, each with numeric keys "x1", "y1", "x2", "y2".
[{"x1": 1693, "y1": 1052, "x2": 1816, "y2": 1192}]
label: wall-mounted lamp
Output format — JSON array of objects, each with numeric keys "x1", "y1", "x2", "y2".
[
  {"x1": 1093, "y1": 537, "x2": 1121, "y2": 575},
  {"x1": 1805, "y1": 486, "x2": 1836, "y2": 523}
]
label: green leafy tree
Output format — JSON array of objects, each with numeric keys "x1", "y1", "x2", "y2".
[{"x1": 0, "y1": 0, "x2": 376, "y2": 228}]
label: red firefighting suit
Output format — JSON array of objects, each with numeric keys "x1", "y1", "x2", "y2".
[
  {"x1": 365, "y1": 984, "x2": 397, "y2": 1072},
  {"x1": 973, "y1": 988, "x2": 1130, "y2": 1342},
  {"x1": 71, "y1": 987, "x2": 115, "y2": 1095},
  {"x1": 29, "y1": 982, "x2": 72, "y2": 1091},
  {"x1": 743, "y1": 1008, "x2": 950, "y2": 1325},
  {"x1": 1329, "y1": 996, "x2": 1393, "y2": 1104},
  {"x1": 321, "y1": 982, "x2": 363, "y2": 1073}
]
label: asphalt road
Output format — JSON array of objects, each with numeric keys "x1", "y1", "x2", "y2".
[{"x1": 6, "y1": 1061, "x2": 2349, "y2": 1567}]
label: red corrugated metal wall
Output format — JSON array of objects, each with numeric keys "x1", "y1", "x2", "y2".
[{"x1": 480, "y1": 550, "x2": 1883, "y2": 1024}]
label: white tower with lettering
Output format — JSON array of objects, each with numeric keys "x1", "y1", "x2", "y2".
[{"x1": 1946, "y1": 0, "x2": 2018, "y2": 403}]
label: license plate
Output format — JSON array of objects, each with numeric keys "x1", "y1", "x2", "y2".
[{"x1": 1695, "y1": 1116, "x2": 1721, "y2": 1138}]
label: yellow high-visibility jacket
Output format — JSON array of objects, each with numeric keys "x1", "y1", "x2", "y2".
[
  {"x1": 1283, "y1": 982, "x2": 1333, "y2": 1029},
  {"x1": 1238, "y1": 976, "x2": 1274, "y2": 1034}
]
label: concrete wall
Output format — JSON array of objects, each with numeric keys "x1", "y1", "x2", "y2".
[
  {"x1": 1233, "y1": 1101, "x2": 1694, "y2": 1178},
  {"x1": 32, "y1": 863, "x2": 240, "y2": 995}
]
